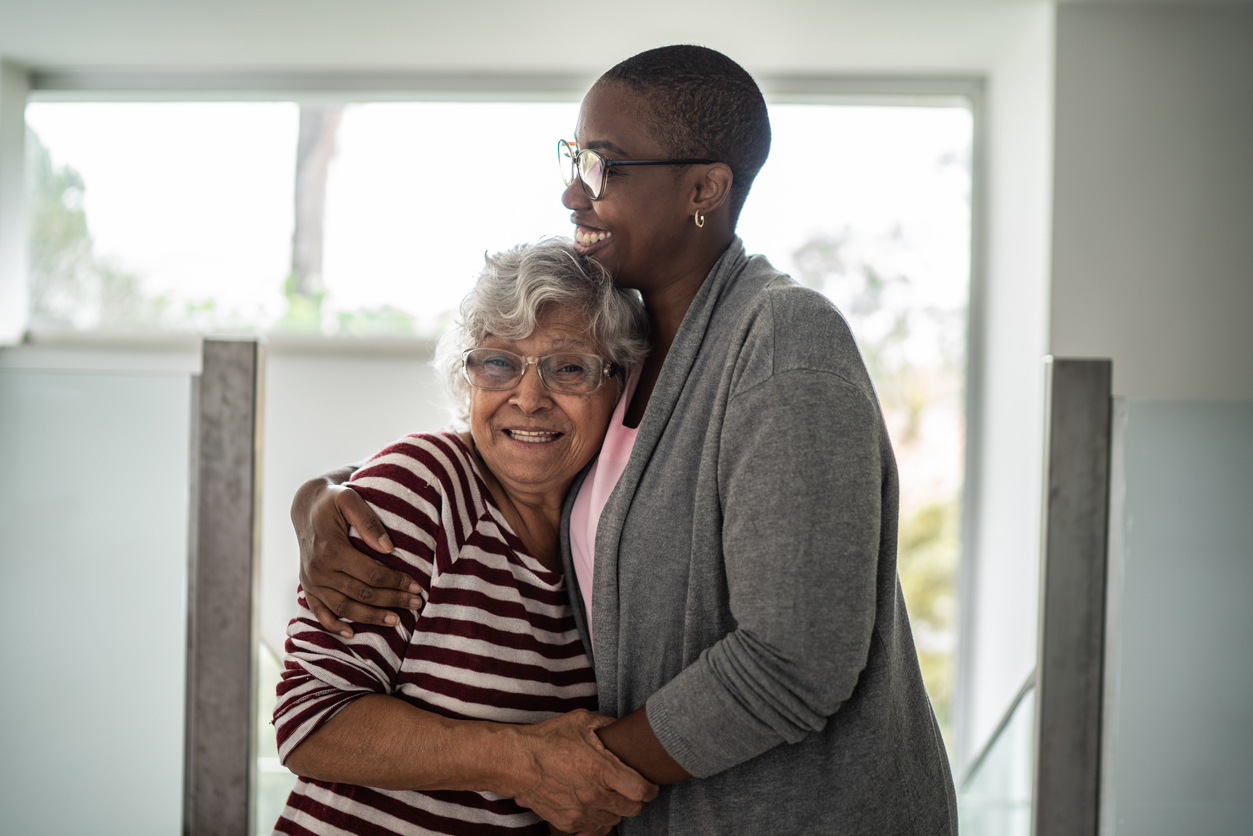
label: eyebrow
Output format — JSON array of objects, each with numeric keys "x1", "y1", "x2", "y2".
[
  {"x1": 584, "y1": 139, "x2": 632, "y2": 157},
  {"x1": 487, "y1": 335, "x2": 595, "y2": 351}
]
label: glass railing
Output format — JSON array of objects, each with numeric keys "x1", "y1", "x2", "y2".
[
  {"x1": 0, "y1": 367, "x2": 192, "y2": 834},
  {"x1": 255, "y1": 640, "x2": 298, "y2": 835},
  {"x1": 957, "y1": 676, "x2": 1036, "y2": 836}
]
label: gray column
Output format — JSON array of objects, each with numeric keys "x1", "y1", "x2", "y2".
[
  {"x1": 1032, "y1": 357, "x2": 1112, "y2": 836},
  {"x1": 184, "y1": 339, "x2": 266, "y2": 836}
]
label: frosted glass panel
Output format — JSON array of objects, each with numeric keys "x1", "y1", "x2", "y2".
[
  {"x1": 0, "y1": 369, "x2": 191, "y2": 835},
  {"x1": 958, "y1": 685, "x2": 1034, "y2": 836},
  {"x1": 1106, "y1": 401, "x2": 1253, "y2": 835}
]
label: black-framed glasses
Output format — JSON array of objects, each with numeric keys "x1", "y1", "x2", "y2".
[
  {"x1": 558, "y1": 139, "x2": 718, "y2": 201},
  {"x1": 462, "y1": 348, "x2": 620, "y2": 395}
]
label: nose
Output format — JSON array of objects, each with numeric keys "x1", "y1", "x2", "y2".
[
  {"x1": 509, "y1": 363, "x2": 552, "y2": 414},
  {"x1": 562, "y1": 177, "x2": 591, "y2": 212}
]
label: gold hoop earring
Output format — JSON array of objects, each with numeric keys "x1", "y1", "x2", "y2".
[{"x1": 694, "y1": 210, "x2": 705, "y2": 228}]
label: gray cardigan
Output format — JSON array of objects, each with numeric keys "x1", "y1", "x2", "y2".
[{"x1": 560, "y1": 240, "x2": 957, "y2": 834}]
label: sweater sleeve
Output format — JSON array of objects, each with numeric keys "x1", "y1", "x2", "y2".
[
  {"x1": 272, "y1": 436, "x2": 447, "y2": 764},
  {"x1": 644, "y1": 334, "x2": 890, "y2": 777}
]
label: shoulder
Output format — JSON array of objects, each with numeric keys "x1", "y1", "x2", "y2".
[
  {"x1": 350, "y1": 431, "x2": 480, "y2": 504},
  {"x1": 726, "y1": 259, "x2": 873, "y2": 401}
]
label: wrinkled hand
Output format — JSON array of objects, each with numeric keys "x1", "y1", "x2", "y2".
[
  {"x1": 550, "y1": 826, "x2": 616, "y2": 836},
  {"x1": 292, "y1": 475, "x2": 423, "y2": 637},
  {"x1": 504, "y1": 710, "x2": 657, "y2": 834}
]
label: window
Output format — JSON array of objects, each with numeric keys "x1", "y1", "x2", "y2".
[{"x1": 25, "y1": 101, "x2": 577, "y2": 336}]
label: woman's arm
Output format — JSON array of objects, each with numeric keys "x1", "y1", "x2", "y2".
[
  {"x1": 637, "y1": 367, "x2": 885, "y2": 779},
  {"x1": 595, "y1": 706, "x2": 692, "y2": 785},
  {"x1": 286, "y1": 695, "x2": 654, "y2": 833},
  {"x1": 291, "y1": 467, "x2": 425, "y2": 637}
]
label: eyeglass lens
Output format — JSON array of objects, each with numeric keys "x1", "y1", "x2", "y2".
[
  {"x1": 465, "y1": 349, "x2": 606, "y2": 394},
  {"x1": 558, "y1": 141, "x2": 606, "y2": 200}
]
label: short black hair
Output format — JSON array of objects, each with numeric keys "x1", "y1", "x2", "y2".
[{"x1": 599, "y1": 45, "x2": 771, "y2": 226}]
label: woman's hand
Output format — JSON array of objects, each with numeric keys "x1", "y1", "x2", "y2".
[
  {"x1": 502, "y1": 709, "x2": 658, "y2": 834},
  {"x1": 292, "y1": 470, "x2": 424, "y2": 637}
]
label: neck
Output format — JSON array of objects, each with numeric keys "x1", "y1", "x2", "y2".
[
  {"x1": 639, "y1": 230, "x2": 733, "y2": 347},
  {"x1": 621, "y1": 231, "x2": 733, "y2": 428},
  {"x1": 463, "y1": 432, "x2": 567, "y2": 571}
]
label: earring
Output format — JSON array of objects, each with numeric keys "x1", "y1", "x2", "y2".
[{"x1": 694, "y1": 210, "x2": 705, "y2": 228}]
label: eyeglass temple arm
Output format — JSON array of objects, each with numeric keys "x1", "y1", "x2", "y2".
[{"x1": 601, "y1": 158, "x2": 719, "y2": 167}]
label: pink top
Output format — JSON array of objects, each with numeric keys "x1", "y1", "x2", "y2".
[{"x1": 570, "y1": 367, "x2": 641, "y2": 652}]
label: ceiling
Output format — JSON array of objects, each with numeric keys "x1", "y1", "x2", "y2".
[
  {"x1": 1, "y1": 0, "x2": 1049, "y2": 78},
  {"x1": 3, "y1": 0, "x2": 1245, "y2": 93}
]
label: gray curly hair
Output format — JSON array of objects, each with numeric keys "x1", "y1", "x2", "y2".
[{"x1": 434, "y1": 238, "x2": 650, "y2": 422}]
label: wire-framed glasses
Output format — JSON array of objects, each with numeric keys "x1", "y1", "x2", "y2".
[
  {"x1": 558, "y1": 139, "x2": 718, "y2": 200},
  {"x1": 461, "y1": 348, "x2": 620, "y2": 395}
]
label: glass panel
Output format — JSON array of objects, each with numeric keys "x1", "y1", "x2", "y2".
[
  {"x1": 0, "y1": 368, "x2": 191, "y2": 834},
  {"x1": 256, "y1": 641, "x2": 298, "y2": 834},
  {"x1": 1105, "y1": 400, "x2": 1253, "y2": 835},
  {"x1": 957, "y1": 685, "x2": 1035, "y2": 836}
]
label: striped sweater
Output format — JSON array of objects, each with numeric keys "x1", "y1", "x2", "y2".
[{"x1": 273, "y1": 431, "x2": 598, "y2": 835}]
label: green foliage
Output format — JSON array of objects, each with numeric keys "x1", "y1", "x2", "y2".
[
  {"x1": 27, "y1": 128, "x2": 96, "y2": 326},
  {"x1": 273, "y1": 270, "x2": 327, "y2": 332},
  {"x1": 26, "y1": 128, "x2": 194, "y2": 330},
  {"x1": 27, "y1": 126, "x2": 420, "y2": 339},
  {"x1": 898, "y1": 497, "x2": 961, "y2": 729},
  {"x1": 334, "y1": 305, "x2": 417, "y2": 338},
  {"x1": 273, "y1": 270, "x2": 418, "y2": 337}
]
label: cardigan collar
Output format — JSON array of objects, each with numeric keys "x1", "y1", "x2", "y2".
[{"x1": 589, "y1": 237, "x2": 752, "y2": 708}]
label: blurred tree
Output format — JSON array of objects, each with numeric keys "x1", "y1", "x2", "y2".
[
  {"x1": 27, "y1": 127, "x2": 97, "y2": 327},
  {"x1": 277, "y1": 105, "x2": 341, "y2": 332},
  {"x1": 276, "y1": 104, "x2": 420, "y2": 338},
  {"x1": 26, "y1": 127, "x2": 178, "y2": 330}
]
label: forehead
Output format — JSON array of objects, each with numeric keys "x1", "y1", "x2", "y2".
[
  {"x1": 480, "y1": 307, "x2": 598, "y2": 351},
  {"x1": 575, "y1": 82, "x2": 664, "y2": 157}
]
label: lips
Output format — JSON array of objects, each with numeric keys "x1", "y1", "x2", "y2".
[{"x1": 504, "y1": 429, "x2": 563, "y2": 444}]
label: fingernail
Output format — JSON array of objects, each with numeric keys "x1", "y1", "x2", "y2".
[
  {"x1": 384, "y1": 613, "x2": 398, "y2": 626},
  {"x1": 339, "y1": 629, "x2": 353, "y2": 639},
  {"x1": 409, "y1": 597, "x2": 424, "y2": 609},
  {"x1": 408, "y1": 582, "x2": 422, "y2": 594},
  {"x1": 379, "y1": 533, "x2": 394, "y2": 551}
]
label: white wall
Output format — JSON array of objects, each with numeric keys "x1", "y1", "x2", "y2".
[
  {"x1": 957, "y1": 2, "x2": 1056, "y2": 774},
  {"x1": 0, "y1": 0, "x2": 1054, "y2": 77},
  {"x1": 1051, "y1": 4, "x2": 1253, "y2": 400}
]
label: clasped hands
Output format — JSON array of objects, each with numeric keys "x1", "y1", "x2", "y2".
[{"x1": 506, "y1": 709, "x2": 657, "y2": 835}]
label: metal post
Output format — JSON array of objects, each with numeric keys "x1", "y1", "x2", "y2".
[
  {"x1": 184, "y1": 339, "x2": 265, "y2": 836},
  {"x1": 1032, "y1": 357, "x2": 1112, "y2": 836}
]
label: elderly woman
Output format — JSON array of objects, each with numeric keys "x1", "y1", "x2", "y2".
[
  {"x1": 294, "y1": 46, "x2": 958, "y2": 835},
  {"x1": 273, "y1": 239, "x2": 655, "y2": 835}
]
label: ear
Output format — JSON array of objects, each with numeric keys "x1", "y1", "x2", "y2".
[{"x1": 688, "y1": 163, "x2": 735, "y2": 216}]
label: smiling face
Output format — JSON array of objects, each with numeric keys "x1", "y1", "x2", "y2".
[
  {"x1": 469, "y1": 304, "x2": 618, "y2": 502},
  {"x1": 563, "y1": 82, "x2": 698, "y2": 292}
]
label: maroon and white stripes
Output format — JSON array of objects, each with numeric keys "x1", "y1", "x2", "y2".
[{"x1": 273, "y1": 432, "x2": 597, "y2": 836}]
